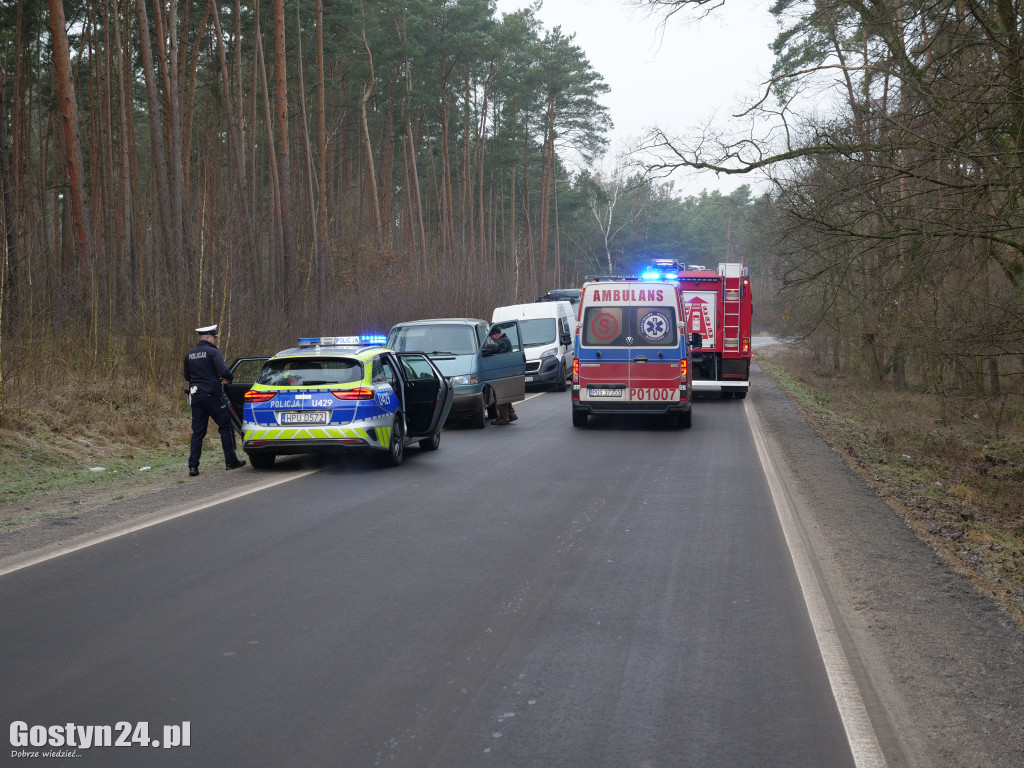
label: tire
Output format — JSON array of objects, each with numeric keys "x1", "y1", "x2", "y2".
[
  {"x1": 555, "y1": 363, "x2": 567, "y2": 392},
  {"x1": 470, "y1": 403, "x2": 487, "y2": 429},
  {"x1": 383, "y1": 415, "x2": 405, "y2": 466},
  {"x1": 248, "y1": 452, "x2": 276, "y2": 470},
  {"x1": 667, "y1": 412, "x2": 681, "y2": 428},
  {"x1": 735, "y1": 390, "x2": 747, "y2": 399},
  {"x1": 722, "y1": 391, "x2": 734, "y2": 399},
  {"x1": 419, "y1": 430, "x2": 441, "y2": 451},
  {"x1": 680, "y1": 409, "x2": 692, "y2": 428},
  {"x1": 472, "y1": 390, "x2": 493, "y2": 429},
  {"x1": 572, "y1": 409, "x2": 588, "y2": 427}
]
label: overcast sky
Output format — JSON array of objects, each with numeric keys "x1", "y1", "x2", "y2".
[{"x1": 494, "y1": 0, "x2": 781, "y2": 197}]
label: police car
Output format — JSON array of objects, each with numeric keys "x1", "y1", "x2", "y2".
[{"x1": 227, "y1": 336, "x2": 453, "y2": 469}]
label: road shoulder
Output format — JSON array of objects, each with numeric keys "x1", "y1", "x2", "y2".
[{"x1": 749, "y1": 363, "x2": 1024, "y2": 768}]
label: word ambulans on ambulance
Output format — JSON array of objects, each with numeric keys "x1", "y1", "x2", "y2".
[{"x1": 571, "y1": 275, "x2": 693, "y2": 428}]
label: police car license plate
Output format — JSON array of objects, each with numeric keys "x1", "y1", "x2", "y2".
[
  {"x1": 281, "y1": 411, "x2": 328, "y2": 424},
  {"x1": 589, "y1": 388, "x2": 623, "y2": 397}
]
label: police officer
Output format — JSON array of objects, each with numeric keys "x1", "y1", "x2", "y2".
[{"x1": 184, "y1": 324, "x2": 246, "y2": 475}]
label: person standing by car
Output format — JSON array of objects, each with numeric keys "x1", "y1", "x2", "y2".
[
  {"x1": 485, "y1": 327, "x2": 518, "y2": 425},
  {"x1": 184, "y1": 324, "x2": 246, "y2": 475}
]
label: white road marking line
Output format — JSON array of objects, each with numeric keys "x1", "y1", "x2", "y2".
[
  {"x1": 745, "y1": 399, "x2": 887, "y2": 768},
  {"x1": 0, "y1": 470, "x2": 320, "y2": 577}
]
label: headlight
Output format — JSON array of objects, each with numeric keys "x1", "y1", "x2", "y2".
[
  {"x1": 540, "y1": 348, "x2": 557, "y2": 359},
  {"x1": 450, "y1": 374, "x2": 479, "y2": 385}
]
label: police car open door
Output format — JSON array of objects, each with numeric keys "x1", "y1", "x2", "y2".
[
  {"x1": 227, "y1": 356, "x2": 271, "y2": 434},
  {"x1": 396, "y1": 353, "x2": 453, "y2": 436}
]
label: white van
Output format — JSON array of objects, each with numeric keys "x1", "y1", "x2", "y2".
[{"x1": 492, "y1": 301, "x2": 575, "y2": 391}]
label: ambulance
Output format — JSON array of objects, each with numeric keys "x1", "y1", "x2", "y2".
[{"x1": 571, "y1": 275, "x2": 693, "y2": 428}]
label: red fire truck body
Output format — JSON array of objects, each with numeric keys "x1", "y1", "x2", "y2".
[{"x1": 650, "y1": 260, "x2": 753, "y2": 398}]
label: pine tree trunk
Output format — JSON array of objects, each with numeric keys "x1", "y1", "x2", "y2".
[
  {"x1": 274, "y1": 0, "x2": 294, "y2": 315},
  {"x1": 315, "y1": 0, "x2": 328, "y2": 325},
  {"x1": 48, "y1": 0, "x2": 94, "y2": 297}
]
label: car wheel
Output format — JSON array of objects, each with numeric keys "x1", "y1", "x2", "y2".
[
  {"x1": 471, "y1": 392, "x2": 490, "y2": 429},
  {"x1": 572, "y1": 410, "x2": 588, "y2": 427},
  {"x1": 383, "y1": 415, "x2": 405, "y2": 466},
  {"x1": 419, "y1": 430, "x2": 441, "y2": 451},
  {"x1": 680, "y1": 409, "x2": 692, "y2": 428},
  {"x1": 555, "y1": 363, "x2": 567, "y2": 392},
  {"x1": 735, "y1": 390, "x2": 747, "y2": 399},
  {"x1": 248, "y1": 452, "x2": 275, "y2": 470}
]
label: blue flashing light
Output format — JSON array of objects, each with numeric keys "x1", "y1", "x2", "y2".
[
  {"x1": 641, "y1": 270, "x2": 676, "y2": 281},
  {"x1": 297, "y1": 334, "x2": 387, "y2": 348}
]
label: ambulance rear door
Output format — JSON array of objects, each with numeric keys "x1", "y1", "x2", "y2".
[
  {"x1": 626, "y1": 287, "x2": 683, "y2": 405},
  {"x1": 578, "y1": 287, "x2": 631, "y2": 405}
]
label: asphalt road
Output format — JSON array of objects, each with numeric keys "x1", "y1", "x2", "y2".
[{"x1": 3, "y1": 357, "x2": 1023, "y2": 768}]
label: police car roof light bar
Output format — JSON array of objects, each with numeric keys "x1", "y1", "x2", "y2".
[{"x1": 297, "y1": 334, "x2": 387, "y2": 348}]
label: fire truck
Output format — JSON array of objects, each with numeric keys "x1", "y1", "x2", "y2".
[{"x1": 644, "y1": 259, "x2": 753, "y2": 398}]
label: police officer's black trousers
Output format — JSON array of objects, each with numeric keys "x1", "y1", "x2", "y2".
[{"x1": 189, "y1": 393, "x2": 239, "y2": 469}]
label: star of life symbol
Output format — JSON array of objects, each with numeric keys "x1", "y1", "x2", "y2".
[{"x1": 639, "y1": 311, "x2": 670, "y2": 343}]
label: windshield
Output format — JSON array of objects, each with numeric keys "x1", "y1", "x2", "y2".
[
  {"x1": 257, "y1": 357, "x2": 363, "y2": 387},
  {"x1": 518, "y1": 318, "x2": 557, "y2": 347},
  {"x1": 581, "y1": 306, "x2": 679, "y2": 348},
  {"x1": 388, "y1": 325, "x2": 479, "y2": 355}
]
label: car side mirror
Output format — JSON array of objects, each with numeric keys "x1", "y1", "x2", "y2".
[
  {"x1": 481, "y1": 341, "x2": 496, "y2": 357},
  {"x1": 691, "y1": 332, "x2": 703, "y2": 349},
  {"x1": 560, "y1": 332, "x2": 571, "y2": 345}
]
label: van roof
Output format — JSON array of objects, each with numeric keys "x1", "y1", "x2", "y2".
[
  {"x1": 492, "y1": 301, "x2": 574, "y2": 321},
  {"x1": 390, "y1": 318, "x2": 486, "y2": 327}
]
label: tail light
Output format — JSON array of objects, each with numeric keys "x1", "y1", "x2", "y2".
[
  {"x1": 572, "y1": 358, "x2": 580, "y2": 383},
  {"x1": 681, "y1": 359, "x2": 687, "y2": 379},
  {"x1": 243, "y1": 390, "x2": 277, "y2": 403},
  {"x1": 742, "y1": 337, "x2": 750, "y2": 354},
  {"x1": 332, "y1": 387, "x2": 375, "y2": 400}
]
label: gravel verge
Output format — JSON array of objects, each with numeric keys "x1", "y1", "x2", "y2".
[{"x1": 749, "y1": 362, "x2": 1024, "y2": 767}]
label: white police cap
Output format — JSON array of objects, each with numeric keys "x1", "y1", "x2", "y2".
[{"x1": 196, "y1": 324, "x2": 219, "y2": 336}]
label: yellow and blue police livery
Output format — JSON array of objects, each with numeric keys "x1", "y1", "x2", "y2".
[{"x1": 233, "y1": 336, "x2": 453, "y2": 469}]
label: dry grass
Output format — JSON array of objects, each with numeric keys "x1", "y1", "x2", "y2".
[
  {"x1": 758, "y1": 343, "x2": 1024, "y2": 629},
  {"x1": 0, "y1": 371, "x2": 193, "y2": 529}
]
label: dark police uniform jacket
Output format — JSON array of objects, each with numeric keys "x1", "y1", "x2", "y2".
[{"x1": 184, "y1": 339, "x2": 233, "y2": 395}]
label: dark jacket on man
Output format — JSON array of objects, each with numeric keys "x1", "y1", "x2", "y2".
[
  {"x1": 184, "y1": 339, "x2": 233, "y2": 395},
  {"x1": 486, "y1": 332, "x2": 513, "y2": 355}
]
